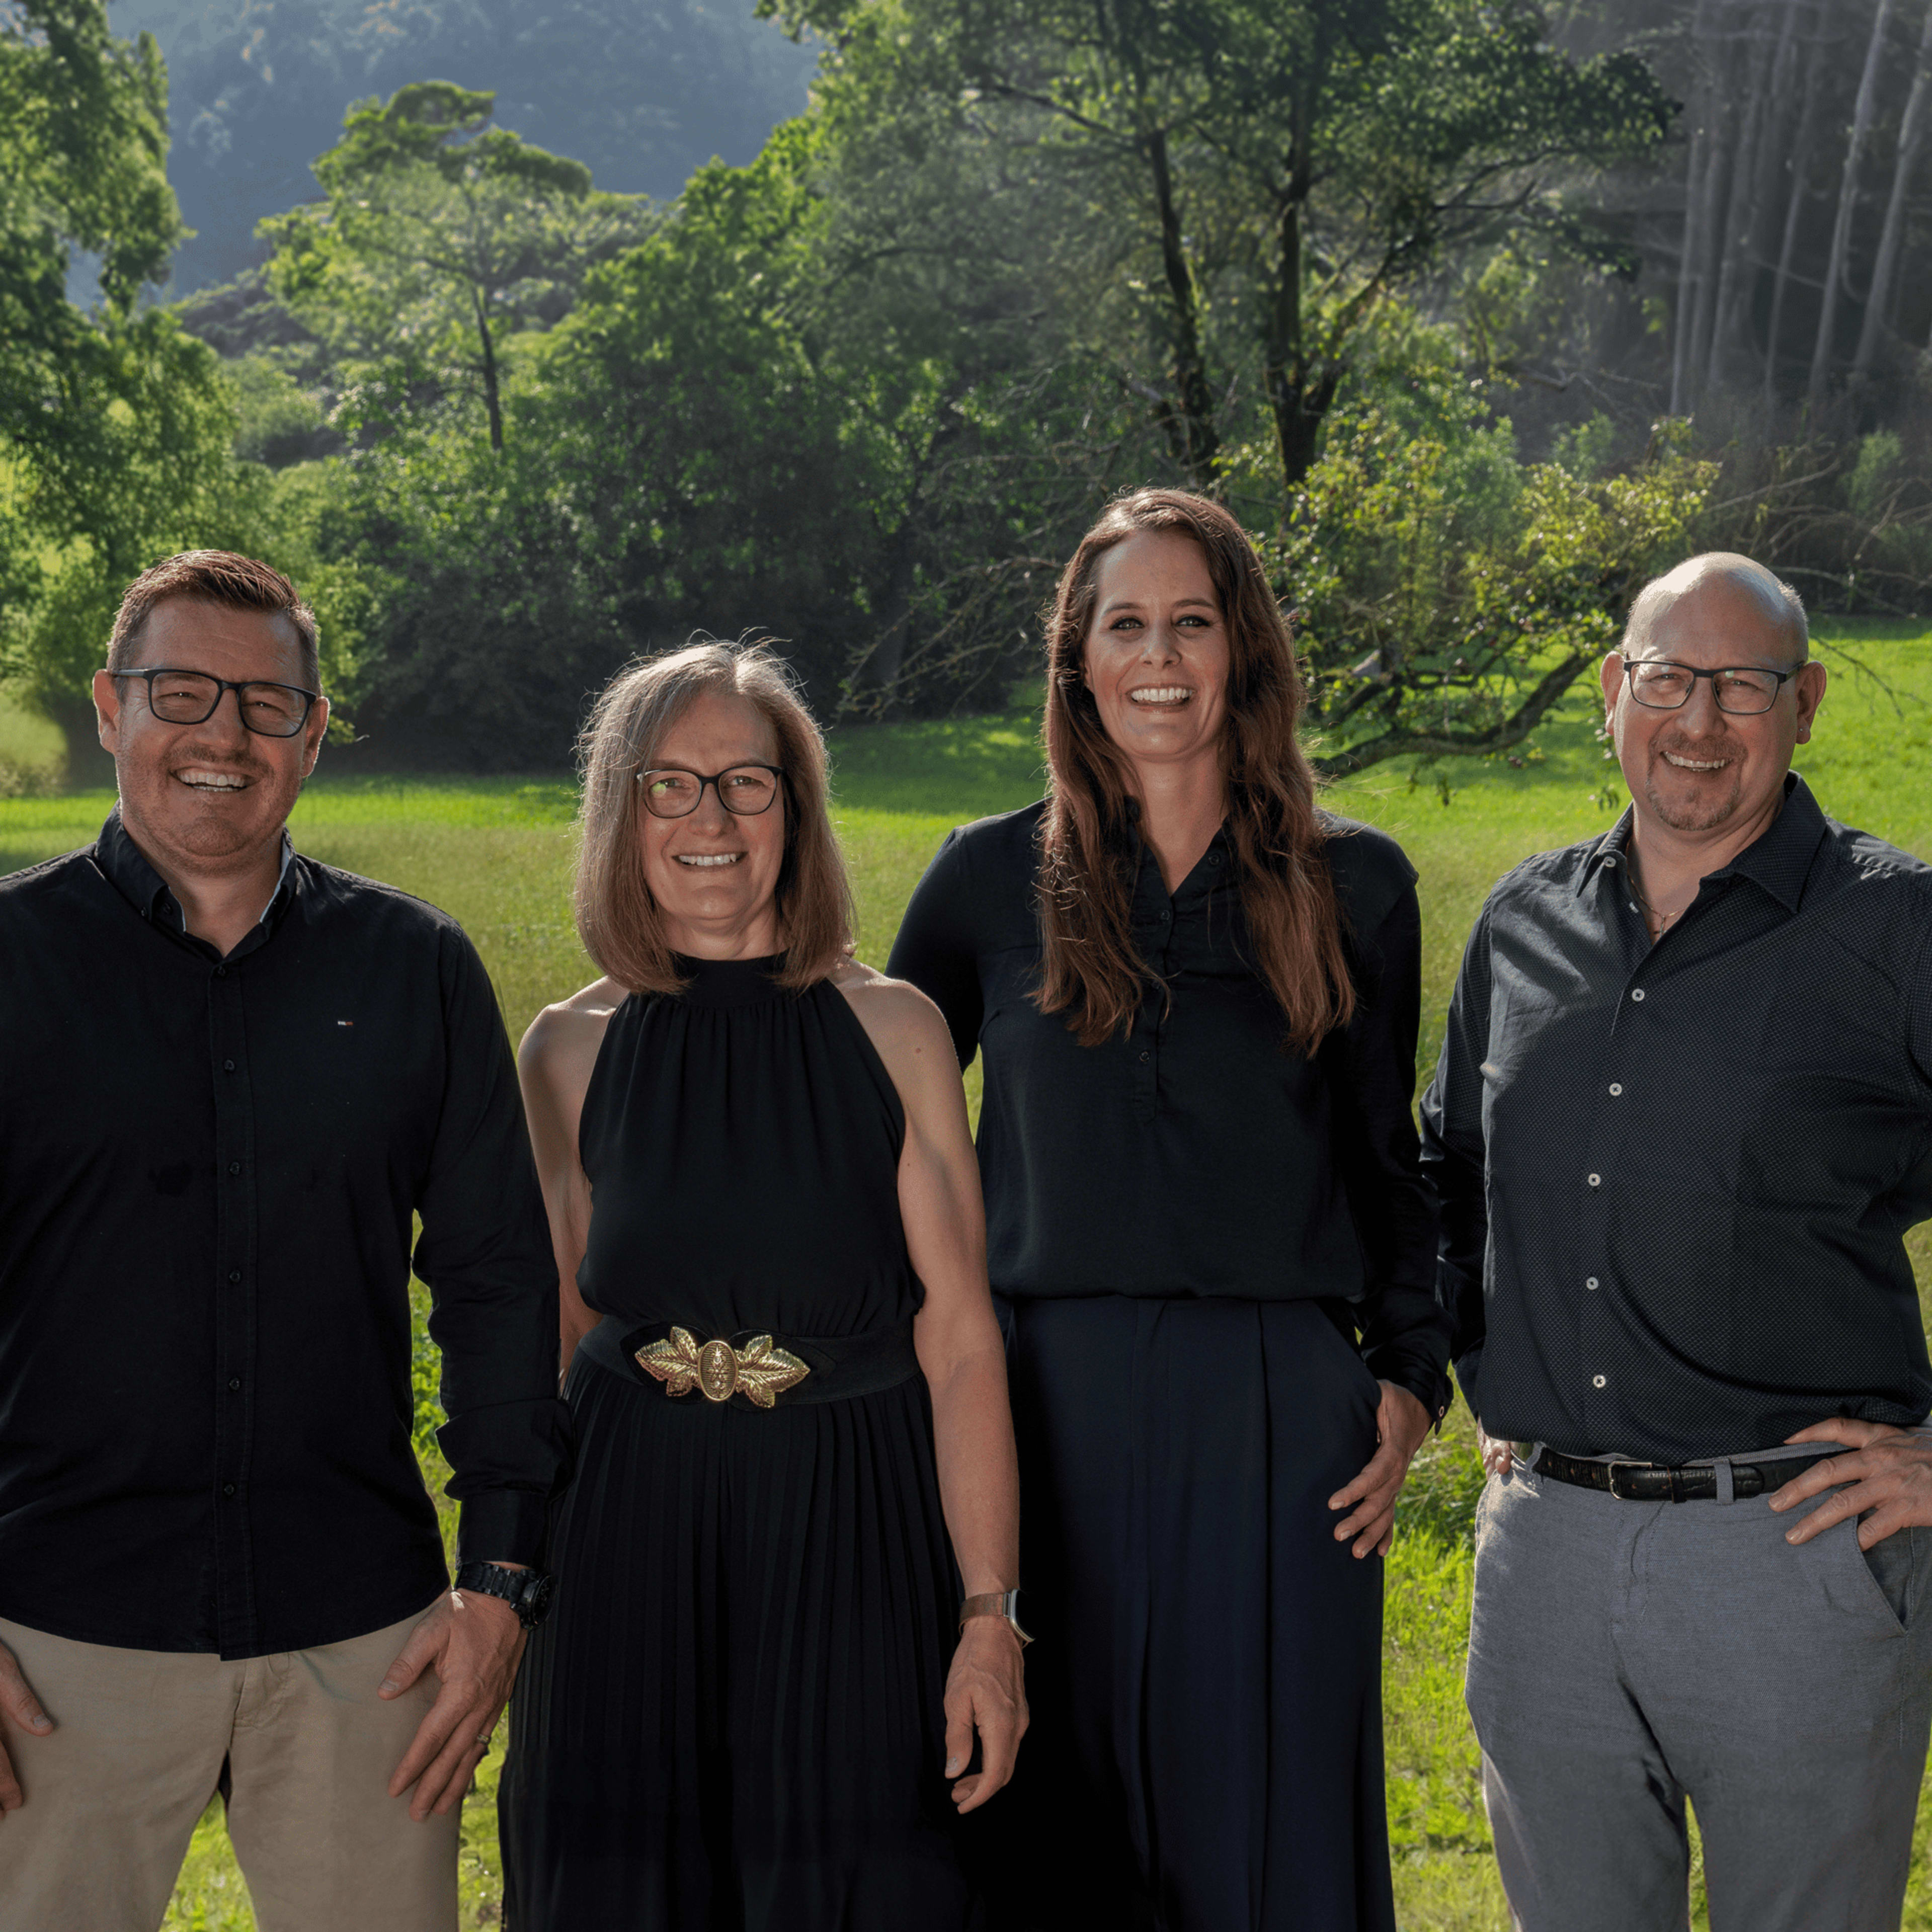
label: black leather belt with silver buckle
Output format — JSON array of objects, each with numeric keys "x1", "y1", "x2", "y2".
[{"x1": 1531, "y1": 1445, "x2": 1838, "y2": 1502}]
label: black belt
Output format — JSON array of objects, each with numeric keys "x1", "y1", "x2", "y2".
[
  {"x1": 1531, "y1": 1444, "x2": 1839, "y2": 1502},
  {"x1": 577, "y1": 1316, "x2": 919, "y2": 1407}
]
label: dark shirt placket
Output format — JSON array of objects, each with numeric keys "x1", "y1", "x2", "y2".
[{"x1": 208, "y1": 957, "x2": 259, "y2": 1653}]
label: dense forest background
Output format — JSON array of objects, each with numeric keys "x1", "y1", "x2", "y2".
[{"x1": 8, "y1": 0, "x2": 1932, "y2": 773}]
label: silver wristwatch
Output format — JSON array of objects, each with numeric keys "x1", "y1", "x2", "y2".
[{"x1": 959, "y1": 1587, "x2": 1032, "y2": 1647}]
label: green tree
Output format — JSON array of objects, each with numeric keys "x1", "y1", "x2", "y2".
[
  {"x1": 770, "y1": 0, "x2": 1673, "y2": 500},
  {"x1": 262, "y1": 82, "x2": 655, "y2": 452},
  {"x1": 0, "y1": 0, "x2": 243, "y2": 753}
]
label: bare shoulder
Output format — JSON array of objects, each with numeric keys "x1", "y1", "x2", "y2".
[
  {"x1": 826, "y1": 957, "x2": 956, "y2": 1083},
  {"x1": 520, "y1": 975, "x2": 627, "y2": 1088}
]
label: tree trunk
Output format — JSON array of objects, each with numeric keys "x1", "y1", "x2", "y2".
[
  {"x1": 1708, "y1": 4, "x2": 1779, "y2": 390},
  {"x1": 1146, "y1": 126, "x2": 1218, "y2": 489},
  {"x1": 1672, "y1": 0, "x2": 1722, "y2": 414},
  {"x1": 40, "y1": 687, "x2": 118, "y2": 792},
  {"x1": 474, "y1": 290, "x2": 505, "y2": 453},
  {"x1": 1764, "y1": 9, "x2": 1829, "y2": 403},
  {"x1": 1853, "y1": 0, "x2": 1932, "y2": 378},
  {"x1": 1809, "y1": 0, "x2": 1897, "y2": 408},
  {"x1": 1263, "y1": 195, "x2": 1341, "y2": 492}
]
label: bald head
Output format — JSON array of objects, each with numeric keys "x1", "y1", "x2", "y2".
[{"x1": 1624, "y1": 553, "x2": 1808, "y2": 664}]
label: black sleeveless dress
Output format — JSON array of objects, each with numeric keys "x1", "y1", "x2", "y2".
[{"x1": 500, "y1": 956, "x2": 971, "y2": 1930}]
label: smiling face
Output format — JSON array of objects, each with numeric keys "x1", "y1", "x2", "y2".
[
  {"x1": 637, "y1": 689, "x2": 788, "y2": 957},
  {"x1": 92, "y1": 598, "x2": 327, "y2": 878},
  {"x1": 1601, "y1": 568, "x2": 1825, "y2": 838},
  {"x1": 1081, "y1": 529, "x2": 1232, "y2": 781}
]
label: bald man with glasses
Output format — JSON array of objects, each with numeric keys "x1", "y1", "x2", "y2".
[{"x1": 1423, "y1": 554, "x2": 1932, "y2": 1930}]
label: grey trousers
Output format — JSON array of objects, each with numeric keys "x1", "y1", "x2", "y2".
[{"x1": 1465, "y1": 1448, "x2": 1932, "y2": 1932}]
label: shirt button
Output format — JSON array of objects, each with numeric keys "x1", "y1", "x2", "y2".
[
  {"x1": 1139, "y1": 1050, "x2": 1151, "y2": 1063},
  {"x1": 223, "y1": 1059, "x2": 235, "y2": 1073},
  {"x1": 214, "y1": 965, "x2": 227, "y2": 978},
  {"x1": 227, "y1": 1161, "x2": 242, "y2": 1175},
  {"x1": 1630, "y1": 988, "x2": 1645, "y2": 1002},
  {"x1": 1592, "y1": 1375, "x2": 1606, "y2": 1389},
  {"x1": 1608, "y1": 1082, "x2": 1623, "y2": 1096},
  {"x1": 1586, "y1": 1276, "x2": 1599, "y2": 1290},
  {"x1": 227, "y1": 1269, "x2": 242, "y2": 1282},
  {"x1": 222, "y1": 1483, "x2": 236, "y2": 1496},
  {"x1": 228, "y1": 1377, "x2": 241, "y2": 1391},
  {"x1": 1587, "y1": 1173, "x2": 1601, "y2": 1187}
]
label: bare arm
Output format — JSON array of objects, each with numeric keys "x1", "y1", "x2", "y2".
[
  {"x1": 517, "y1": 981, "x2": 622, "y2": 1382},
  {"x1": 832, "y1": 961, "x2": 1026, "y2": 1815}
]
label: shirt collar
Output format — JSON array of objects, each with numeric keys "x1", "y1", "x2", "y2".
[
  {"x1": 93, "y1": 806, "x2": 297, "y2": 939},
  {"x1": 1572, "y1": 770, "x2": 1824, "y2": 913}
]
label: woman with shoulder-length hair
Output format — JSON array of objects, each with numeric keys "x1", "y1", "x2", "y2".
[
  {"x1": 500, "y1": 639, "x2": 1027, "y2": 1930},
  {"x1": 888, "y1": 490, "x2": 1452, "y2": 1930}
]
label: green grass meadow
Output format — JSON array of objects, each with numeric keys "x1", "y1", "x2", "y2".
[{"x1": 2, "y1": 624, "x2": 1927, "y2": 1927}]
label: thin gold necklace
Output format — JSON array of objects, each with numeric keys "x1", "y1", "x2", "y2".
[{"x1": 1625, "y1": 850, "x2": 1679, "y2": 937}]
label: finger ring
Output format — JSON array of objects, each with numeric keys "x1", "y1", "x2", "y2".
[{"x1": 475, "y1": 1732, "x2": 495, "y2": 1748}]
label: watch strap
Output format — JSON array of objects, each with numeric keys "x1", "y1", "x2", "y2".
[
  {"x1": 959, "y1": 1588, "x2": 1032, "y2": 1646},
  {"x1": 453, "y1": 1560, "x2": 554, "y2": 1630}
]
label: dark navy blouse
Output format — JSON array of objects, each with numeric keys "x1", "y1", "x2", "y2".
[{"x1": 887, "y1": 799, "x2": 1452, "y2": 1416}]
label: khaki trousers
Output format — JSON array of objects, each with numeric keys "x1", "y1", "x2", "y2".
[{"x1": 0, "y1": 1607, "x2": 459, "y2": 1932}]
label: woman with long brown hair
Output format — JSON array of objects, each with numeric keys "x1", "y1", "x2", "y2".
[
  {"x1": 500, "y1": 640, "x2": 1026, "y2": 1928},
  {"x1": 888, "y1": 490, "x2": 1452, "y2": 1929}
]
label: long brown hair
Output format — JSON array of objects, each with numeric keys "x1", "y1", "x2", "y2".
[
  {"x1": 575, "y1": 639, "x2": 853, "y2": 995},
  {"x1": 1036, "y1": 489, "x2": 1354, "y2": 1052}
]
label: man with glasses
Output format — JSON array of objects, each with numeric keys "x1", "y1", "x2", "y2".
[
  {"x1": 0, "y1": 552, "x2": 570, "y2": 1930},
  {"x1": 1423, "y1": 551, "x2": 1932, "y2": 1930}
]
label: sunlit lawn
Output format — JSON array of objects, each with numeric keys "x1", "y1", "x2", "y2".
[{"x1": 0, "y1": 619, "x2": 1926, "y2": 1928}]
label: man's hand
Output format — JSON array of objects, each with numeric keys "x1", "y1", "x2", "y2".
[
  {"x1": 381, "y1": 1586, "x2": 527, "y2": 1821},
  {"x1": 1477, "y1": 1422, "x2": 1514, "y2": 1479},
  {"x1": 1330, "y1": 1382, "x2": 1434, "y2": 1558},
  {"x1": 943, "y1": 1617, "x2": 1027, "y2": 1815},
  {"x1": 0, "y1": 1638, "x2": 52, "y2": 1814},
  {"x1": 1769, "y1": 1418, "x2": 1932, "y2": 1549}
]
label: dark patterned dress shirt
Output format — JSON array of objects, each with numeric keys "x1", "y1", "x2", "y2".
[
  {"x1": 0, "y1": 811, "x2": 570, "y2": 1659},
  {"x1": 1420, "y1": 773, "x2": 1932, "y2": 1462}
]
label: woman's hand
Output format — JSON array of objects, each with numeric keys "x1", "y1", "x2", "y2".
[
  {"x1": 943, "y1": 1617, "x2": 1028, "y2": 1814},
  {"x1": 1477, "y1": 1422, "x2": 1514, "y2": 1478},
  {"x1": 1329, "y1": 1382, "x2": 1434, "y2": 1558}
]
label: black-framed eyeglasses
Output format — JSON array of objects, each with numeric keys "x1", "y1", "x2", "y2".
[
  {"x1": 635, "y1": 763, "x2": 785, "y2": 819},
  {"x1": 1618, "y1": 657, "x2": 1799, "y2": 716},
  {"x1": 116, "y1": 666, "x2": 321, "y2": 738}
]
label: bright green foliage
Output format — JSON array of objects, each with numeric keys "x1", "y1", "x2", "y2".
[
  {"x1": 0, "y1": 1, "x2": 243, "y2": 729},
  {"x1": 261, "y1": 83, "x2": 654, "y2": 452},
  {"x1": 1269, "y1": 366, "x2": 1718, "y2": 770}
]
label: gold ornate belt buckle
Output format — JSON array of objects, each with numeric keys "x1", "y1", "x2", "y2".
[{"x1": 634, "y1": 1326, "x2": 810, "y2": 1408}]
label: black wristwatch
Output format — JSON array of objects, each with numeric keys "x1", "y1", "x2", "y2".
[{"x1": 453, "y1": 1561, "x2": 556, "y2": 1630}]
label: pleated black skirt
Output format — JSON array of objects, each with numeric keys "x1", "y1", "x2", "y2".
[
  {"x1": 962, "y1": 1293, "x2": 1395, "y2": 1932},
  {"x1": 500, "y1": 1347, "x2": 973, "y2": 1931}
]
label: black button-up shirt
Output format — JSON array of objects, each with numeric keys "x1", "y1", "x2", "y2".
[
  {"x1": 0, "y1": 812, "x2": 570, "y2": 1658},
  {"x1": 1420, "y1": 774, "x2": 1932, "y2": 1463},
  {"x1": 887, "y1": 801, "x2": 1452, "y2": 1415}
]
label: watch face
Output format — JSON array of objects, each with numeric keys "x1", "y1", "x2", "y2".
[{"x1": 522, "y1": 1571, "x2": 556, "y2": 1625}]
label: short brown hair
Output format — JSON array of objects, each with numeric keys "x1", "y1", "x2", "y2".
[
  {"x1": 574, "y1": 640, "x2": 854, "y2": 995},
  {"x1": 108, "y1": 551, "x2": 320, "y2": 688},
  {"x1": 1037, "y1": 489, "x2": 1353, "y2": 1053}
]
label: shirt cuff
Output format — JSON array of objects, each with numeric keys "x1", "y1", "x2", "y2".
[
  {"x1": 456, "y1": 1490, "x2": 551, "y2": 1570},
  {"x1": 1364, "y1": 1349, "x2": 1453, "y2": 1429}
]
